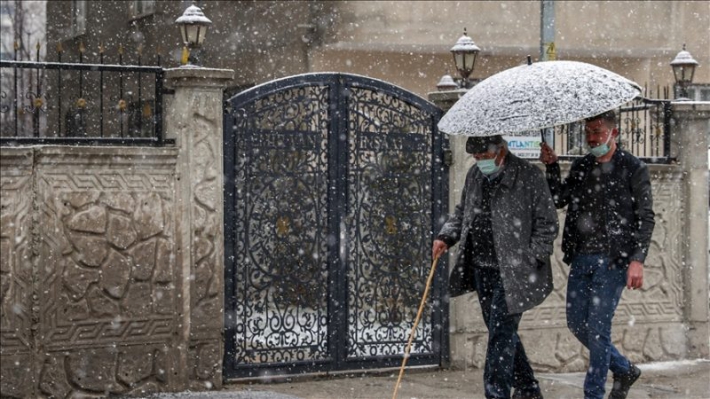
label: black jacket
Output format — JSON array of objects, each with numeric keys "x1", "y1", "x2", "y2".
[{"x1": 545, "y1": 149, "x2": 655, "y2": 266}]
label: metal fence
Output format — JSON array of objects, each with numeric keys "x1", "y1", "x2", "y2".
[
  {"x1": 552, "y1": 86, "x2": 673, "y2": 164},
  {"x1": 0, "y1": 43, "x2": 169, "y2": 146}
]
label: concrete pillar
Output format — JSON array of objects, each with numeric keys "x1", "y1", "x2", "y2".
[
  {"x1": 428, "y1": 88, "x2": 479, "y2": 369},
  {"x1": 671, "y1": 101, "x2": 710, "y2": 358},
  {"x1": 428, "y1": 89, "x2": 476, "y2": 224},
  {"x1": 165, "y1": 66, "x2": 234, "y2": 390}
]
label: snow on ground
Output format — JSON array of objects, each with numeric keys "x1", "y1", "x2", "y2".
[
  {"x1": 635, "y1": 359, "x2": 710, "y2": 371},
  {"x1": 148, "y1": 392, "x2": 300, "y2": 399},
  {"x1": 537, "y1": 359, "x2": 710, "y2": 392}
]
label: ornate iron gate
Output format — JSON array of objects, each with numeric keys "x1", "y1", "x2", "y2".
[{"x1": 223, "y1": 73, "x2": 448, "y2": 379}]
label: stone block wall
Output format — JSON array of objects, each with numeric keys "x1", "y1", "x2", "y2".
[
  {"x1": 0, "y1": 67, "x2": 232, "y2": 398},
  {"x1": 0, "y1": 146, "x2": 184, "y2": 397}
]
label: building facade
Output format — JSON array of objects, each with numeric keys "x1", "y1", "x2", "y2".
[{"x1": 45, "y1": 1, "x2": 710, "y2": 98}]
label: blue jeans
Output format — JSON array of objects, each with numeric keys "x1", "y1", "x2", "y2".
[
  {"x1": 566, "y1": 254, "x2": 632, "y2": 399},
  {"x1": 474, "y1": 267, "x2": 540, "y2": 399}
]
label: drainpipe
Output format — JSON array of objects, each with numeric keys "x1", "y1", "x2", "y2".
[
  {"x1": 540, "y1": 0, "x2": 556, "y2": 62},
  {"x1": 540, "y1": 0, "x2": 555, "y2": 143}
]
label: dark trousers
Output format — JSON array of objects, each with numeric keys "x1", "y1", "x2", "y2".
[
  {"x1": 473, "y1": 267, "x2": 540, "y2": 399},
  {"x1": 566, "y1": 254, "x2": 630, "y2": 399}
]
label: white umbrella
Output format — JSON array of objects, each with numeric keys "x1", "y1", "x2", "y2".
[{"x1": 438, "y1": 60, "x2": 642, "y2": 137}]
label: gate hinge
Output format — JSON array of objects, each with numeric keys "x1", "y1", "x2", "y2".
[{"x1": 443, "y1": 150, "x2": 453, "y2": 166}]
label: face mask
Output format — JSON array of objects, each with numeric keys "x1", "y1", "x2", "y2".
[
  {"x1": 476, "y1": 150, "x2": 500, "y2": 175},
  {"x1": 477, "y1": 159, "x2": 500, "y2": 175},
  {"x1": 588, "y1": 131, "x2": 613, "y2": 157}
]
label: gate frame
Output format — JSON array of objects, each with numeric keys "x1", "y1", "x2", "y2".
[{"x1": 223, "y1": 73, "x2": 449, "y2": 379}]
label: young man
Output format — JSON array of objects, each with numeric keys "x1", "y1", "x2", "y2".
[
  {"x1": 433, "y1": 135, "x2": 558, "y2": 399},
  {"x1": 540, "y1": 111, "x2": 655, "y2": 399}
]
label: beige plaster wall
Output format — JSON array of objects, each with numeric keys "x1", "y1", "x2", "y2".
[
  {"x1": 44, "y1": 1, "x2": 709, "y2": 99},
  {"x1": 311, "y1": 1, "x2": 710, "y2": 98}
]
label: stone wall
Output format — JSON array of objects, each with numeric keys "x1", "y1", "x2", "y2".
[
  {"x1": 0, "y1": 66, "x2": 233, "y2": 397},
  {"x1": 164, "y1": 67, "x2": 233, "y2": 391},
  {"x1": 0, "y1": 146, "x2": 182, "y2": 397}
]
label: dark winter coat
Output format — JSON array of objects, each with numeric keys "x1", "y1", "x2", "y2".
[
  {"x1": 545, "y1": 149, "x2": 655, "y2": 266},
  {"x1": 437, "y1": 152, "x2": 559, "y2": 315}
]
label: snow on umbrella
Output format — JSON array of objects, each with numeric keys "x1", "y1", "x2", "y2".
[{"x1": 438, "y1": 60, "x2": 642, "y2": 137}]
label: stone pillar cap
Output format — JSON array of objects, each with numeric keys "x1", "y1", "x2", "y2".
[
  {"x1": 165, "y1": 66, "x2": 234, "y2": 89},
  {"x1": 670, "y1": 101, "x2": 710, "y2": 117}
]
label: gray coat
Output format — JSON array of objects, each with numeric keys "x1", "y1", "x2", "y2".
[{"x1": 438, "y1": 153, "x2": 559, "y2": 315}]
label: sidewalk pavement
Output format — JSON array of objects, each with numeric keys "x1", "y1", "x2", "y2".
[{"x1": 153, "y1": 359, "x2": 710, "y2": 399}]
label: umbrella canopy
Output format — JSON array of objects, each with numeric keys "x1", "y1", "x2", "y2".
[{"x1": 438, "y1": 60, "x2": 642, "y2": 136}]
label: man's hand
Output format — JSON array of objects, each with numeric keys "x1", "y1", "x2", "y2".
[
  {"x1": 539, "y1": 142, "x2": 558, "y2": 165},
  {"x1": 432, "y1": 239, "x2": 448, "y2": 260},
  {"x1": 626, "y1": 261, "x2": 644, "y2": 289}
]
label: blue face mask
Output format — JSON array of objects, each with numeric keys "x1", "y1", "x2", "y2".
[
  {"x1": 588, "y1": 132, "x2": 613, "y2": 157},
  {"x1": 477, "y1": 159, "x2": 499, "y2": 175},
  {"x1": 476, "y1": 152, "x2": 500, "y2": 175}
]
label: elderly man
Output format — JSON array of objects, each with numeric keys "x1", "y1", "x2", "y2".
[
  {"x1": 540, "y1": 110, "x2": 655, "y2": 399},
  {"x1": 433, "y1": 135, "x2": 558, "y2": 399}
]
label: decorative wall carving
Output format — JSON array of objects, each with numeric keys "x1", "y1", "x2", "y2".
[
  {"x1": 36, "y1": 150, "x2": 178, "y2": 353},
  {"x1": 0, "y1": 68, "x2": 231, "y2": 397},
  {"x1": 0, "y1": 149, "x2": 35, "y2": 398},
  {"x1": 182, "y1": 93, "x2": 224, "y2": 389},
  {"x1": 0, "y1": 147, "x2": 180, "y2": 397}
]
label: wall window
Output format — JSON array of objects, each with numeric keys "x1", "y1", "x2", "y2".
[
  {"x1": 0, "y1": 1, "x2": 13, "y2": 16},
  {"x1": 131, "y1": 0, "x2": 156, "y2": 18},
  {"x1": 687, "y1": 84, "x2": 710, "y2": 102},
  {"x1": 0, "y1": 2, "x2": 13, "y2": 60},
  {"x1": 70, "y1": 0, "x2": 86, "y2": 37}
]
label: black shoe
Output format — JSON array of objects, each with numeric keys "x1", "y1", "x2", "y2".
[
  {"x1": 608, "y1": 363, "x2": 641, "y2": 399},
  {"x1": 512, "y1": 389, "x2": 543, "y2": 399}
]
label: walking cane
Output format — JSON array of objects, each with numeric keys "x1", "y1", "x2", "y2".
[{"x1": 391, "y1": 255, "x2": 440, "y2": 399}]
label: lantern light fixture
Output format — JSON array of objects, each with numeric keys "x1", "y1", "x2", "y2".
[
  {"x1": 175, "y1": 3, "x2": 212, "y2": 65},
  {"x1": 670, "y1": 44, "x2": 699, "y2": 100},
  {"x1": 450, "y1": 28, "x2": 481, "y2": 89}
]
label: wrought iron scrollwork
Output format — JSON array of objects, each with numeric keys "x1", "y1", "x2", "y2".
[
  {"x1": 225, "y1": 74, "x2": 444, "y2": 377},
  {"x1": 0, "y1": 58, "x2": 165, "y2": 144},
  {"x1": 622, "y1": 113, "x2": 645, "y2": 145},
  {"x1": 0, "y1": 91, "x2": 10, "y2": 114},
  {"x1": 232, "y1": 85, "x2": 331, "y2": 365},
  {"x1": 346, "y1": 87, "x2": 433, "y2": 358},
  {"x1": 22, "y1": 91, "x2": 45, "y2": 114}
]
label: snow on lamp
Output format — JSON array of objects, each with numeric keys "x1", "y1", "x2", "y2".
[
  {"x1": 450, "y1": 28, "x2": 481, "y2": 89},
  {"x1": 436, "y1": 73, "x2": 459, "y2": 91},
  {"x1": 670, "y1": 44, "x2": 699, "y2": 100},
  {"x1": 175, "y1": 3, "x2": 212, "y2": 66}
]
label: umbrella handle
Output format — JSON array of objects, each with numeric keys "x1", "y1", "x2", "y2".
[
  {"x1": 540, "y1": 129, "x2": 546, "y2": 143},
  {"x1": 391, "y1": 256, "x2": 440, "y2": 399}
]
